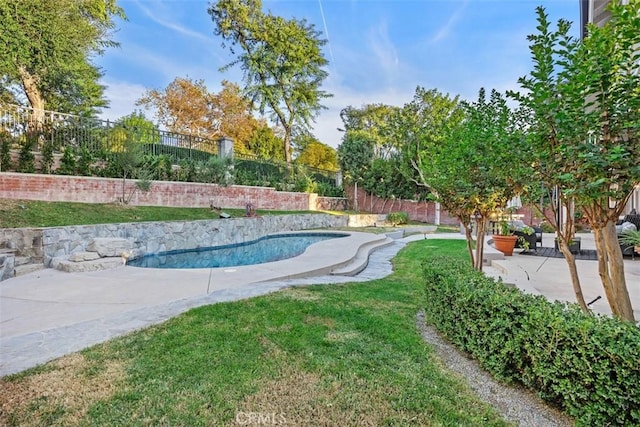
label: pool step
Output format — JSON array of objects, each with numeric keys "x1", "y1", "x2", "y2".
[{"x1": 330, "y1": 236, "x2": 394, "y2": 276}]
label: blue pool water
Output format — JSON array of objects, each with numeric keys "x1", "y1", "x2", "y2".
[{"x1": 127, "y1": 232, "x2": 348, "y2": 269}]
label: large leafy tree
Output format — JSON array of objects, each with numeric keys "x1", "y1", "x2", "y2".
[
  {"x1": 339, "y1": 104, "x2": 398, "y2": 158},
  {"x1": 246, "y1": 122, "x2": 284, "y2": 161},
  {"x1": 0, "y1": 0, "x2": 124, "y2": 118},
  {"x1": 137, "y1": 77, "x2": 218, "y2": 139},
  {"x1": 295, "y1": 138, "x2": 338, "y2": 172},
  {"x1": 213, "y1": 80, "x2": 260, "y2": 155},
  {"x1": 137, "y1": 78, "x2": 260, "y2": 154},
  {"x1": 337, "y1": 130, "x2": 375, "y2": 211},
  {"x1": 511, "y1": 3, "x2": 640, "y2": 321},
  {"x1": 209, "y1": 0, "x2": 332, "y2": 164}
]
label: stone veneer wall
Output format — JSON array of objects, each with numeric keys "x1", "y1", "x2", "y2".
[{"x1": 1, "y1": 214, "x2": 348, "y2": 267}]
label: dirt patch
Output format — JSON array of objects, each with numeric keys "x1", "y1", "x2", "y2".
[
  {"x1": 277, "y1": 288, "x2": 322, "y2": 301},
  {"x1": 0, "y1": 353, "x2": 126, "y2": 426},
  {"x1": 304, "y1": 315, "x2": 335, "y2": 328},
  {"x1": 231, "y1": 367, "x2": 390, "y2": 426},
  {"x1": 325, "y1": 330, "x2": 360, "y2": 342}
]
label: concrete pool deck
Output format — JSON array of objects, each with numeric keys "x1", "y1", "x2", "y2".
[
  {"x1": 1, "y1": 231, "x2": 639, "y2": 376},
  {"x1": 1, "y1": 230, "x2": 396, "y2": 375}
]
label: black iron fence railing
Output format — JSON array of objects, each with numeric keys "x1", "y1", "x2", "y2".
[
  {"x1": 0, "y1": 104, "x2": 342, "y2": 192},
  {"x1": 0, "y1": 104, "x2": 217, "y2": 162}
]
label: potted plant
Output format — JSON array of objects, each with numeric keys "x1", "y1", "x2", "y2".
[
  {"x1": 619, "y1": 229, "x2": 640, "y2": 255},
  {"x1": 493, "y1": 220, "x2": 518, "y2": 256}
]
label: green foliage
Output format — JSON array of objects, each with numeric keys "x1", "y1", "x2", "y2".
[
  {"x1": 209, "y1": 0, "x2": 332, "y2": 163},
  {"x1": 115, "y1": 111, "x2": 160, "y2": 144},
  {"x1": 386, "y1": 211, "x2": 408, "y2": 226},
  {"x1": 57, "y1": 147, "x2": 77, "y2": 175},
  {"x1": 0, "y1": 0, "x2": 125, "y2": 115},
  {"x1": 510, "y1": 1, "x2": 640, "y2": 320},
  {"x1": 422, "y1": 255, "x2": 640, "y2": 426},
  {"x1": 199, "y1": 156, "x2": 235, "y2": 186},
  {"x1": 142, "y1": 154, "x2": 173, "y2": 181},
  {"x1": 619, "y1": 229, "x2": 640, "y2": 247},
  {"x1": 17, "y1": 138, "x2": 36, "y2": 173},
  {"x1": 174, "y1": 158, "x2": 198, "y2": 182},
  {"x1": 294, "y1": 138, "x2": 338, "y2": 171},
  {"x1": 315, "y1": 181, "x2": 345, "y2": 197},
  {"x1": 292, "y1": 174, "x2": 317, "y2": 193},
  {"x1": 1, "y1": 239, "x2": 509, "y2": 426},
  {"x1": 0, "y1": 133, "x2": 13, "y2": 171},
  {"x1": 337, "y1": 130, "x2": 375, "y2": 183},
  {"x1": 339, "y1": 103, "x2": 399, "y2": 158},
  {"x1": 246, "y1": 123, "x2": 284, "y2": 161},
  {"x1": 39, "y1": 140, "x2": 54, "y2": 174}
]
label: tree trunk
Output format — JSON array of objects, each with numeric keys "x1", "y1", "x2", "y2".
[
  {"x1": 475, "y1": 217, "x2": 486, "y2": 271},
  {"x1": 17, "y1": 66, "x2": 45, "y2": 132},
  {"x1": 283, "y1": 127, "x2": 292, "y2": 164},
  {"x1": 460, "y1": 220, "x2": 475, "y2": 269},
  {"x1": 592, "y1": 222, "x2": 635, "y2": 321},
  {"x1": 354, "y1": 182, "x2": 358, "y2": 212},
  {"x1": 534, "y1": 200, "x2": 590, "y2": 313},
  {"x1": 557, "y1": 240, "x2": 590, "y2": 314}
]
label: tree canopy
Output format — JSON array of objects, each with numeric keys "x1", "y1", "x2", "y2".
[
  {"x1": 295, "y1": 137, "x2": 338, "y2": 172},
  {"x1": 137, "y1": 77, "x2": 262, "y2": 155},
  {"x1": 511, "y1": 2, "x2": 640, "y2": 321},
  {"x1": 0, "y1": 0, "x2": 125, "y2": 117},
  {"x1": 209, "y1": 0, "x2": 332, "y2": 163}
]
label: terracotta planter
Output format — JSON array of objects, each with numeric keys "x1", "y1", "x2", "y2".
[{"x1": 493, "y1": 235, "x2": 518, "y2": 256}]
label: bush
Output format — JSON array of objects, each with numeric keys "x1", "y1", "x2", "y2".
[
  {"x1": 0, "y1": 134, "x2": 13, "y2": 172},
  {"x1": 422, "y1": 255, "x2": 640, "y2": 426},
  {"x1": 387, "y1": 211, "x2": 409, "y2": 226}
]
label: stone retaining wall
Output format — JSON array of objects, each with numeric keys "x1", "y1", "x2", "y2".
[{"x1": 1, "y1": 214, "x2": 348, "y2": 268}]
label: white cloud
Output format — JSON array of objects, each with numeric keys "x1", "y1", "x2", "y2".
[
  {"x1": 99, "y1": 80, "x2": 149, "y2": 122},
  {"x1": 310, "y1": 77, "x2": 415, "y2": 149},
  {"x1": 429, "y1": 0, "x2": 468, "y2": 44},
  {"x1": 135, "y1": 0, "x2": 215, "y2": 45},
  {"x1": 368, "y1": 21, "x2": 399, "y2": 78}
]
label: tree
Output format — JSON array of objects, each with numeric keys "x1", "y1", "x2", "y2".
[
  {"x1": 510, "y1": 3, "x2": 640, "y2": 321},
  {"x1": 209, "y1": 0, "x2": 332, "y2": 164},
  {"x1": 214, "y1": 80, "x2": 260, "y2": 155},
  {"x1": 137, "y1": 78, "x2": 260, "y2": 155},
  {"x1": 398, "y1": 87, "x2": 520, "y2": 271},
  {"x1": 115, "y1": 111, "x2": 160, "y2": 144},
  {"x1": 337, "y1": 130, "x2": 375, "y2": 211},
  {"x1": 0, "y1": 0, "x2": 124, "y2": 118},
  {"x1": 339, "y1": 104, "x2": 399, "y2": 159},
  {"x1": 246, "y1": 123, "x2": 284, "y2": 161},
  {"x1": 137, "y1": 77, "x2": 218, "y2": 139},
  {"x1": 295, "y1": 139, "x2": 338, "y2": 171}
]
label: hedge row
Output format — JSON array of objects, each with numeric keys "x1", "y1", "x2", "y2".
[{"x1": 422, "y1": 255, "x2": 640, "y2": 426}]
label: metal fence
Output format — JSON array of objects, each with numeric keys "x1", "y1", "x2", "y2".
[
  {"x1": 0, "y1": 104, "x2": 341, "y2": 188},
  {"x1": 0, "y1": 104, "x2": 217, "y2": 163}
]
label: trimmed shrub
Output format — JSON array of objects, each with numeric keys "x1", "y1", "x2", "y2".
[
  {"x1": 387, "y1": 211, "x2": 409, "y2": 226},
  {"x1": 422, "y1": 255, "x2": 640, "y2": 426}
]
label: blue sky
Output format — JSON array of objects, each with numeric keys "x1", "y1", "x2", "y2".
[{"x1": 96, "y1": 0, "x2": 580, "y2": 149}]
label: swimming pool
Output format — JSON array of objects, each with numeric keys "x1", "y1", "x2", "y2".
[{"x1": 127, "y1": 232, "x2": 349, "y2": 269}]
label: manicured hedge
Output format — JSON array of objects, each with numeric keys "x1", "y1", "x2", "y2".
[{"x1": 422, "y1": 255, "x2": 640, "y2": 426}]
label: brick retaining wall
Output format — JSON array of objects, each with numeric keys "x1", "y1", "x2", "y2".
[{"x1": 0, "y1": 172, "x2": 322, "y2": 211}]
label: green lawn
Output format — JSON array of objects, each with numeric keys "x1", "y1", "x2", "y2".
[
  {"x1": 0, "y1": 199, "x2": 316, "y2": 228},
  {"x1": 0, "y1": 239, "x2": 511, "y2": 426}
]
